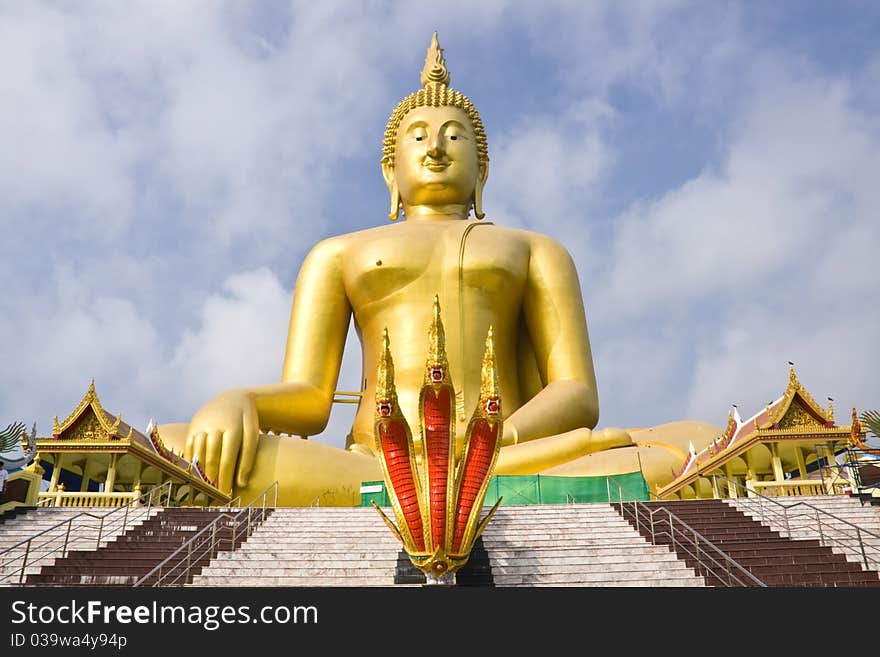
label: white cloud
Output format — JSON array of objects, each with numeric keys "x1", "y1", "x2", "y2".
[
  {"x1": 160, "y1": 265, "x2": 364, "y2": 448},
  {"x1": 488, "y1": 111, "x2": 613, "y2": 233},
  {"x1": 589, "y1": 57, "x2": 880, "y2": 427},
  {"x1": 165, "y1": 268, "x2": 291, "y2": 412},
  {"x1": 0, "y1": 4, "x2": 137, "y2": 240},
  {"x1": 2, "y1": 2, "x2": 878, "y2": 460},
  {"x1": 0, "y1": 267, "x2": 161, "y2": 434},
  {"x1": 685, "y1": 304, "x2": 880, "y2": 426},
  {"x1": 600, "y1": 63, "x2": 880, "y2": 318}
]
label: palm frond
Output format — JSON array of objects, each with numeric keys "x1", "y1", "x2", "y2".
[
  {"x1": 860, "y1": 410, "x2": 880, "y2": 441},
  {"x1": 0, "y1": 421, "x2": 26, "y2": 452}
]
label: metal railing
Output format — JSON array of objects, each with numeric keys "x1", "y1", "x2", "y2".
[
  {"x1": 133, "y1": 481, "x2": 279, "y2": 587},
  {"x1": 0, "y1": 481, "x2": 173, "y2": 586},
  {"x1": 608, "y1": 477, "x2": 766, "y2": 587},
  {"x1": 711, "y1": 474, "x2": 880, "y2": 573}
]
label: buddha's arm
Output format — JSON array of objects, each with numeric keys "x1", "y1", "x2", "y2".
[
  {"x1": 272, "y1": 235, "x2": 352, "y2": 432},
  {"x1": 185, "y1": 237, "x2": 351, "y2": 492},
  {"x1": 502, "y1": 234, "x2": 599, "y2": 446}
]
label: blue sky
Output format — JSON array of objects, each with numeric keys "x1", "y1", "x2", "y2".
[{"x1": 2, "y1": 1, "x2": 878, "y2": 448}]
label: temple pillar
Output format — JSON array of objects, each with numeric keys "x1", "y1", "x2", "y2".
[
  {"x1": 132, "y1": 462, "x2": 143, "y2": 494},
  {"x1": 821, "y1": 444, "x2": 837, "y2": 493},
  {"x1": 48, "y1": 454, "x2": 62, "y2": 492},
  {"x1": 795, "y1": 447, "x2": 808, "y2": 479},
  {"x1": 743, "y1": 452, "x2": 760, "y2": 497},
  {"x1": 770, "y1": 443, "x2": 784, "y2": 484},
  {"x1": 711, "y1": 473, "x2": 721, "y2": 499},
  {"x1": 105, "y1": 453, "x2": 117, "y2": 493},
  {"x1": 745, "y1": 452, "x2": 758, "y2": 481},
  {"x1": 724, "y1": 463, "x2": 738, "y2": 498},
  {"x1": 79, "y1": 457, "x2": 93, "y2": 492}
]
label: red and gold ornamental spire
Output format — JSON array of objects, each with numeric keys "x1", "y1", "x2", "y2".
[{"x1": 373, "y1": 298, "x2": 503, "y2": 583}]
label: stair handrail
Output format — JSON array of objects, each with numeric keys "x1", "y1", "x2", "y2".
[
  {"x1": 710, "y1": 474, "x2": 880, "y2": 573},
  {"x1": 0, "y1": 480, "x2": 173, "y2": 585},
  {"x1": 133, "y1": 481, "x2": 279, "y2": 587},
  {"x1": 608, "y1": 476, "x2": 766, "y2": 587}
]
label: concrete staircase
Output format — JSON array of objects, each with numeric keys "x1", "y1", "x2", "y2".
[
  {"x1": 631, "y1": 499, "x2": 880, "y2": 587},
  {"x1": 190, "y1": 507, "x2": 407, "y2": 586},
  {"x1": 481, "y1": 504, "x2": 705, "y2": 586},
  {"x1": 190, "y1": 504, "x2": 706, "y2": 587},
  {"x1": 727, "y1": 494, "x2": 880, "y2": 573},
  {"x1": 23, "y1": 508, "x2": 250, "y2": 586},
  {"x1": 0, "y1": 506, "x2": 159, "y2": 586}
]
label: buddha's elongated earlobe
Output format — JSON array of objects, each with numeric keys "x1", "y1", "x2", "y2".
[
  {"x1": 388, "y1": 183, "x2": 401, "y2": 221},
  {"x1": 473, "y1": 160, "x2": 489, "y2": 220},
  {"x1": 381, "y1": 159, "x2": 400, "y2": 221}
]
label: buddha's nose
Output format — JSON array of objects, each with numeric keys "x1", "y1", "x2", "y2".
[{"x1": 426, "y1": 134, "x2": 444, "y2": 159}]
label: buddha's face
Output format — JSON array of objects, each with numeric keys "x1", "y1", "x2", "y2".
[{"x1": 392, "y1": 105, "x2": 481, "y2": 208}]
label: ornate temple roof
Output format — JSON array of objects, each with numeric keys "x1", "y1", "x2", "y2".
[
  {"x1": 659, "y1": 365, "x2": 859, "y2": 497},
  {"x1": 41, "y1": 381, "x2": 225, "y2": 500}
]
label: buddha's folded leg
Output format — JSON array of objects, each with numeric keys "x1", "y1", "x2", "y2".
[
  {"x1": 494, "y1": 427, "x2": 632, "y2": 476},
  {"x1": 234, "y1": 434, "x2": 382, "y2": 507}
]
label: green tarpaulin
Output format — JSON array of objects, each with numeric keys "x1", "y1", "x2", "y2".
[{"x1": 359, "y1": 472, "x2": 649, "y2": 507}]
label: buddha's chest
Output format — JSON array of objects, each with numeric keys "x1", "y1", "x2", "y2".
[{"x1": 343, "y1": 223, "x2": 529, "y2": 308}]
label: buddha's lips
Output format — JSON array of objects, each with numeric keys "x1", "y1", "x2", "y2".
[{"x1": 424, "y1": 161, "x2": 448, "y2": 171}]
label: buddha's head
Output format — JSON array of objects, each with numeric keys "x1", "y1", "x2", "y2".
[{"x1": 381, "y1": 33, "x2": 489, "y2": 221}]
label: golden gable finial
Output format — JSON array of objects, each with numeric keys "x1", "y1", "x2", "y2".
[
  {"x1": 376, "y1": 328, "x2": 397, "y2": 404},
  {"x1": 420, "y1": 31, "x2": 450, "y2": 87},
  {"x1": 427, "y1": 295, "x2": 448, "y2": 371},
  {"x1": 480, "y1": 326, "x2": 499, "y2": 400}
]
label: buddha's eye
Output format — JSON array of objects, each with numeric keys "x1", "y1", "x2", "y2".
[
  {"x1": 415, "y1": 136, "x2": 424, "y2": 141},
  {"x1": 449, "y1": 135, "x2": 458, "y2": 141}
]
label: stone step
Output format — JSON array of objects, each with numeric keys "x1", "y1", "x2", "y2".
[
  {"x1": 240, "y1": 528, "x2": 642, "y2": 541},
  {"x1": 190, "y1": 576, "x2": 399, "y2": 586},
  {"x1": 242, "y1": 537, "x2": 402, "y2": 545},
  {"x1": 480, "y1": 537, "x2": 652, "y2": 547},
  {"x1": 736, "y1": 509, "x2": 880, "y2": 524},
  {"x1": 525, "y1": 579, "x2": 705, "y2": 587},
  {"x1": 195, "y1": 564, "x2": 400, "y2": 577},
  {"x1": 488, "y1": 559, "x2": 693, "y2": 575},
  {"x1": 492, "y1": 570, "x2": 702, "y2": 585},
  {"x1": 760, "y1": 572, "x2": 880, "y2": 587},
  {"x1": 250, "y1": 519, "x2": 635, "y2": 530},
  {"x1": 207, "y1": 546, "x2": 674, "y2": 562}
]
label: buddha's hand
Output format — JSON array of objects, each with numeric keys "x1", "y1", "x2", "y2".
[{"x1": 184, "y1": 389, "x2": 260, "y2": 495}]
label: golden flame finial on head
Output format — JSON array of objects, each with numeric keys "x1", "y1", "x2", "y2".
[
  {"x1": 382, "y1": 33, "x2": 488, "y2": 168},
  {"x1": 376, "y1": 328, "x2": 397, "y2": 406},
  {"x1": 420, "y1": 31, "x2": 450, "y2": 87},
  {"x1": 480, "y1": 326, "x2": 500, "y2": 401},
  {"x1": 426, "y1": 295, "x2": 449, "y2": 372}
]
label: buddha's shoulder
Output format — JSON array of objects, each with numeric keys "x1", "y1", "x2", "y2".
[
  {"x1": 305, "y1": 222, "x2": 569, "y2": 254},
  {"x1": 484, "y1": 224, "x2": 573, "y2": 253},
  {"x1": 302, "y1": 226, "x2": 382, "y2": 257},
  {"x1": 309, "y1": 223, "x2": 398, "y2": 249}
]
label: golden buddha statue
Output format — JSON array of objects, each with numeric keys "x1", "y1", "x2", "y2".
[{"x1": 159, "y1": 34, "x2": 703, "y2": 506}]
